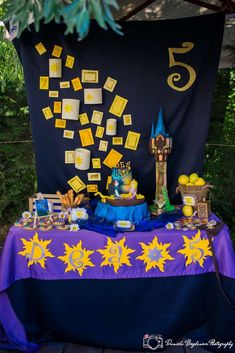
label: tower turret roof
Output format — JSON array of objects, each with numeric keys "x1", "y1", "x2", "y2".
[{"x1": 154, "y1": 108, "x2": 170, "y2": 138}]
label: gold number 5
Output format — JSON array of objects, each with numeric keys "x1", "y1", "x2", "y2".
[{"x1": 167, "y1": 42, "x2": 196, "y2": 92}]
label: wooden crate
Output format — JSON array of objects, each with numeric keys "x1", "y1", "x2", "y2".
[{"x1": 29, "y1": 193, "x2": 62, "y2": 214}]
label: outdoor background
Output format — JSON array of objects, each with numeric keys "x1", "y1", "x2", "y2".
[{"x1": 0, "y1": 20, "x2": 234, "y2": 247}]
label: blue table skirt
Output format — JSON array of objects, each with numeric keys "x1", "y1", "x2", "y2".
[
  {"x1": 94, "y1": 201, "x2": 150, "y2": 222},
  {"x1": 6, "y1": 274, "x2": 235, "y2": 352}
]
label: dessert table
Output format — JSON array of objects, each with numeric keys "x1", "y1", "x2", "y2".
[{"x1": 0, "y1": 214, "x2": 235, "y2": 352}]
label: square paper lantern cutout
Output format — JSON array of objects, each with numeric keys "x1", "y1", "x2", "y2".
[
  {"x1": 95, "y1": 126, "x2": 105, "y2": 139},
  {"x1": 125, "y1": 131, "x2": 141, "y2": 150},
  {"x1": 79, "y1": 128, "x2": 94, "y2": 147},
  {"x1": 49, "y1": 91, "x2": 59, "y2": 98},
  {"x1": 103, "y1": 149, "x2": 123, "y2": 168},
  {"x1": 63, "y1": 130, "x2": 74, "y2": 139},
  {"x1": 42, "y1": 107, "x2": 53, "y2": 120},
  {"x1": 84, "y1": 88, "x2": 102, "y2": 104},
  {"x1": 65, "y1": 151, "x2": 75, "y2": 164},
  {"x1": 35, "y1": 42, "x2": 47, "y2": 55},
  {"x1": 79, "y1": 113, "x2": 89, "y2": 125},
  {"x1": 99, "y1": 140, "x2": 108, "y2": 152},
  {"x1": 52, "y1": 45, "x2": 63, "y2": 58},
  {"x1": 87, "y1": 184, "x2": 98, "y2": 193},
  {"x1": 62, "y1": 99, "x2": 80, "y2": 120},
  {"x1": 65, "y1": 55, "x2": 75, "y2": 68},
  {"x1": 68, "y1": 176, "x2": 86, "y2": 193},
  {"x1": 109, "y1": 95, "x2": 128, "y2": 117},
  {"x1": 103, "y1": 77, "x2": 117, "y2": 92},
  {"x1": 49, "y1": 58, "x2": 62, "y2": 78},
  {"x1": 91, "y1": 110, "x2": 103, "y2": 125},
  {"x1": 82, "y1": 70, "x2": 99, "y2": 83},
  {"x1": 39, "y1": 76, "x2": 49, "y2": 90}
]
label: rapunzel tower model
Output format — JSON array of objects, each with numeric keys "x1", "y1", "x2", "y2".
[{"x1": 149, "y1": 108, "x2": 173, "y2": 212}]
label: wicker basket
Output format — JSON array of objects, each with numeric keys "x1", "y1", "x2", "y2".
[{"x1": 177, "y1": 184, "x2": 212, "y2": 204}]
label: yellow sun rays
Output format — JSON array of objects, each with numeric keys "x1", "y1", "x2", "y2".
[
  {"x1": 86, "y1": 94, "x2": 94, "y2": 101},
  {"x1": 107, "y1": 125, "x2": 114, "y2": 131},
  {"x1": 58, "y1": 241, "x2": 94, "y2": 276},
  {"x1": 18, "y1": 232, "x2": 54, "y2": 268},
  {"x1": 178, "y1": 229, "x2": 212, "y2": 268},
  {"x1": 75, "y1": 156, "x2": 83, "y2": 165},
  {"x1": 97, "y1": 237, "x2": 135, "y2": 273},
  {"x1": 137, "y1": 236, "x2": 174, "y2": 272},
  {"x1": 64, "y1": 104, "x2": 73, "y2": 113},
  {"x1": 50, "y1": 63, "x2": 60, "y2": 73}
]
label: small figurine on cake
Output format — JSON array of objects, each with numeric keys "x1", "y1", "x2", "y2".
[
  {"x1": 107, "y1": 163, "x2": 145, "y2": 205},
  {"x1": 94, "y1": 162, "x2": 149, "y2": 223},
  {"x1": 127, "y1": 179, "x2": 137, "y2": 199}
]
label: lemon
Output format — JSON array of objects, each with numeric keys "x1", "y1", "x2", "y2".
[
  {"x1": 186, "y1": 182, "x2": 194, "y2": 186},
  {"x1": 189, "y1": 173, "x2": 199, "y2": 183},
  {"x1": 178, "y1": 175, "x2": 189, "y2": 185},
  {"x1": 182, "y1": 205, "x2": 193, "y2": 217},
  {"x1": 194, "y1": 177, "x2": 206, "y2": 186}
]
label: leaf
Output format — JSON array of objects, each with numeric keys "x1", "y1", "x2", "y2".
[
  {"x1": 103, "y1": 0, "x2": 119, "y2": 10},
  {"x1": 90, "y1": 0, "x2": 107, "y2": 30}
]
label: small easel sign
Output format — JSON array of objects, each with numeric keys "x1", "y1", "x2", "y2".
[{"x1": 33, "y1": 193, "x2": 53, "y2": 228}]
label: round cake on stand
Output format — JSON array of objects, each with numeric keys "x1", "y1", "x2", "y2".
[{"x1": 94, "y1": 165, "x2": 150, "y2": 223}]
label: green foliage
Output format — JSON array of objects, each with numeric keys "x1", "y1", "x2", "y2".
[
  {"x1": 204, "y1": 68, "x2": 235, "y2": 243},
  {"x1": 0, "y1": 26, "x2": 36, "y2": 244},
  {"x1": 1, "y1": 0, "x2": 122, "y2": 41}
]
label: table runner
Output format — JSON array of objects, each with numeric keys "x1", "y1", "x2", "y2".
[{"x1": 1, "y1": 216, "x2": 235, "y2": 286}]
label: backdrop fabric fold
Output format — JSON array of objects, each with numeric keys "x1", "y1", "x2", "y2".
[{"x1": 13, "y1": 13, "x2": 224, "y2": 201}]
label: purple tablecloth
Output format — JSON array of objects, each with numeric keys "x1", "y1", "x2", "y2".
[{"x1": 0, "y1": 214, "x2": 235, "y2": 352}]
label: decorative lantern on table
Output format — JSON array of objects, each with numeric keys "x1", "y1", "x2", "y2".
[{"x1": 149, "y1": 108, "x2": 174, "y2": 213}]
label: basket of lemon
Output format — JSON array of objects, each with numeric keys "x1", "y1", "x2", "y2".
[{"x1": 177, "y1": 173, "x2": 212, "y2": 211}]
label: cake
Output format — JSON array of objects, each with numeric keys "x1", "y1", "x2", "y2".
[{"x1": 94, "y1": 166, "x2": 150, "y2": 223}]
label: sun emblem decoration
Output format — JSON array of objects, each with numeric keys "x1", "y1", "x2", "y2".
[
  {"x1": 183, "y1": 195, "x2": 196, "y2": 206},
  {"x1": 178, "y1": 230, "x2": 212, "y2": 267},
  {"x1": 137, "y1": 236, "x2": 174, "y2": 272},
  {"x1": 18, "y1": 232, "x2": 54, "y2": 268},
  {"x1": 107, "y1": 125, "x2": 114, "y2": 132},
  {"x1": 64, "y1": 104, "x2": 73, "y2": 113},
  {"x1": 75, "y1": 155, "x2": 83, "y2": 166},
  {"x1": 50, "y1": 62, "x2": 60, "y2": 73},
  {"x1": 86, "y1": 93, "x2": 93, "y2": 101},
  {"x1": 97, "y1": 237, "x2": 135, "y2": 273},
  {"x1": 58, "y1": 241, "x2": 94, "y2": 276}
]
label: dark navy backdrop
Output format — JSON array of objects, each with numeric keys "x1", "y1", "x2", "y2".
[{"x1": 15, "y1": 13, "x2": 224, "y2": 202}]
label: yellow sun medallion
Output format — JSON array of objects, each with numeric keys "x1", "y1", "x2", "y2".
[
  {"x1": 86, "y1": 94, "x2": 94, "y2": 101},
  {"x1": 75, "y1": 156, "x2": 83, "y2": 166},
  {"x1": 58, "y1": 241, "x2": 94, "y2": 276},
  {"x1": 137, "y1": 236, "x2": 174, "y2": 272},
  {"x1": 50, "y1": 63, "x2": 59, "y2": 73},
  {"x1": 97, "y1": 237, "x2": 135, "y2": 273},
  {"x1": 64, "y1": 104, "x2": 73, "y2": 113},
  {"x1": 18, "y1": 232, "x2": 54, "y2": 268},
  {"x1": 178, "y1": 230, "x2": 212, "y2": 267}
]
